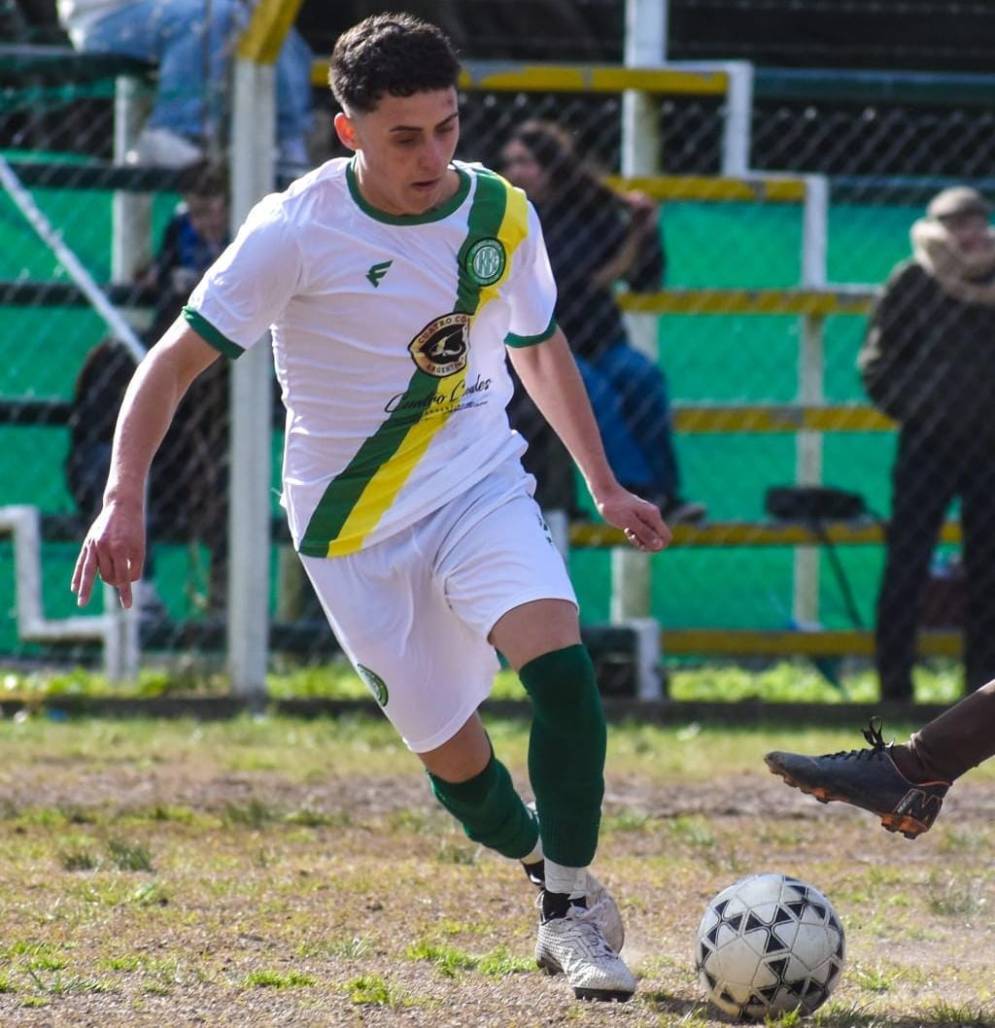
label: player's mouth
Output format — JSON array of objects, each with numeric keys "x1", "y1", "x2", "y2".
[{"x1": 411, "y1": 177, "x2": 442, "y2": 194}]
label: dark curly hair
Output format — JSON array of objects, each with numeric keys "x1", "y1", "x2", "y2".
[{"x1": 329, "y1": 13, "x2": 460, "y2": 114}]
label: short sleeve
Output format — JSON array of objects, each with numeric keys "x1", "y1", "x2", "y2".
[
  {"x1": 184, "y1": 195, "x2": 303, "y2": 359},
  {"x1": 504, "y1": 201, "x2": 558, "y2": 348}
]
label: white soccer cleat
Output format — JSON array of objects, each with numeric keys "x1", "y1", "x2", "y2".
[
  {"x1": 522, "y1": 802, "x2": 625, "y2": 954},
  {"x1": 536, "y1": 899, "x2": 637, "y2": 1002}
]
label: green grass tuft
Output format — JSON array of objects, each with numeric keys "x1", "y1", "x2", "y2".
[
  {"x1": 242, "y1": 969, "x2": 316, "y2": 989},
  {"x1": 405, "y1": 940, "x2": 477, "y2": 977},
  {"x1": 106, "y1": 837, "x2": 154, "y2": 872},
  {"x1": 59, "y1": 846, "x2": 99, "y2": 871},
  {"x1": 342, "y1": 973, "x2": 405, "y2": 1006}
]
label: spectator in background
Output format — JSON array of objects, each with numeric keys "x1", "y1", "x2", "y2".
[
  {"x1": 500, "y1": 120, "x2": 705, "y2": 525},
  {"x1": 56, "y1": 0, "x2": 313, "y2": 171},
  {"x1": 859, "y1": 185, "x2": 995, "y2": 699},
  {"x1": 66, "y1": 165, "x2": 231, "y2": 614}
]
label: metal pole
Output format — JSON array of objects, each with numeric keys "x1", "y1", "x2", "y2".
[
  {"x1": 793, "y1": 175, "x2": 829, "y2": 626},
  {"x1": 112, "y1": 76, "x2": 152, "y2": 287},
  {"x1": 227, "y1": 57, "x2": 276, "y2": 701},
  {"x1": 613, "y1": 0, "x2": 666, "y2": 697}
]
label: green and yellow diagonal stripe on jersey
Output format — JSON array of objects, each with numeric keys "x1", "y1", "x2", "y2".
[{"x1": 299, "y1": 171, "x2": 528, "y2": 558}]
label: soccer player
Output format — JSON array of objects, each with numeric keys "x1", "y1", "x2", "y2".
[
  {"x1": 71, "y1": 13, "x2": 670, "y2": 1002},
  {"x1": 765, "y1": 679, "x2": 994, "y2": 838}
]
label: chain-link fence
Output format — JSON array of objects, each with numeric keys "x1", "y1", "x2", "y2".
[{"x1": 2, "y1": 7, "x2": 994, "y2": 699}]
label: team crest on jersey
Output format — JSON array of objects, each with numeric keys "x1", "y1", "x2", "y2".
[
  {"x1": 408, "y1": 313, "x2": 471, "y2": 377},
  {"x1": 465, "y1": 237, "x2": 506, "y2": 286}
]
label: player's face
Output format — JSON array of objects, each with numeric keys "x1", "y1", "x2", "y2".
[
  {"x1": 336, "y1": 89, "x2": 460, "y2": 216},
  {"x1": 500, "y1": 140, "x2": 549, "y2": 201},
  {"x1": 940, "y1": 211, "x2": 991, "y2": 254}
]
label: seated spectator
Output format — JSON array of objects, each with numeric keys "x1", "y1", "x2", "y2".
[
  {"x1": 56, "y1": 0, "x2": 313, "y2": 171},
  {"x1": 500, "y1": 120, "x2": 705, "y2": 524}
]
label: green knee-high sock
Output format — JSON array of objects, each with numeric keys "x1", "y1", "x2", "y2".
[
  {"x1": 518, "y1": 644, "x2": 606, "y2": 868},
  {"x1": 429, "y1": 752, "x2": 539, "y2": 860}
]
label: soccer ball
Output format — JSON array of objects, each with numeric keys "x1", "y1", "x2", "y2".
[{"x1": 695, "y1": 873, "x2": 845, "y2": 1021}]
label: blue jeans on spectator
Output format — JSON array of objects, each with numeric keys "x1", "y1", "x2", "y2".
[
  {"x1": 576, "y1": 339, "x2": 680, "y2": 501},
  {"x1": 71, "y1": 0, "x2": 312, "y2": 148}
]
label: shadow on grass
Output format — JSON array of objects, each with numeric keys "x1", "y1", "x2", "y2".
[{"x1": 642, "y1": 992, "x2": 995, "y2": 1028}]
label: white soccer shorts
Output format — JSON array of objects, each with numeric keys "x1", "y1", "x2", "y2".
[{"x1": 300, "y1": 459, "x2": 577, "y2": 752}]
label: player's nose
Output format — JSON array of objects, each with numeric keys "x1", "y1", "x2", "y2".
[{"x1": 419, "y1": 140, "x2": 449, "y2": 175}]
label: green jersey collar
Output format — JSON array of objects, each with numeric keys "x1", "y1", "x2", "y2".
[{"x1": 346, "y1": 158, "x2": 471, "y2": 226}]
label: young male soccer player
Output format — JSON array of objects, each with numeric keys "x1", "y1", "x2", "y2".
[
  {"x1": 71, "y1": 13, "x2": 670, "y2": 1002},
  {"x1": 765, "y1": 680, "x2": 995, "y2": 838}
]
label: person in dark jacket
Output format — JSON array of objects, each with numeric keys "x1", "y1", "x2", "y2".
[
  {"x1": 859, "y1": 185, "x2": 995, "y2": 699},
  {"x1": 67, "y1": 166, "x2": 231, "y2": 613},
  {"x1": 500, "y1": 120, "x2": 705, "y2": 525}
]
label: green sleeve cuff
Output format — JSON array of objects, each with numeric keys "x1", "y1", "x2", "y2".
[
  {"x1": 504, "y1": 315, "x2": 557, "y2": 348},
  {"x1": 183, "y1": 306, "x2": 245, "y2": 359}
]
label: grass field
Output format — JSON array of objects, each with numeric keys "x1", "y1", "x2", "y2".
[{"x1": 0, "y1": 712, "x2": 991, "y2": 1026}]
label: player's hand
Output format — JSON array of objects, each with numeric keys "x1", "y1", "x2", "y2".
[
  {"x1": 595, "y1": 485, "x2": 672, "y2": 552},
  {"x1": 71, "y1": 498, "x2": 146, "y2": 609}
]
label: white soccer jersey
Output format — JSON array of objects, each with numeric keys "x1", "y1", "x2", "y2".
[{"x1": 185, "y1": 157, "x2": 557, "y2": 558}]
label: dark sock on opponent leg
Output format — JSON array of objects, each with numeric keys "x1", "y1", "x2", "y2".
[
  {"x1": 897, "y1": 679, "x2": 995, "y2": 783},
  {"x1": 429, "y1": 751, "x2": 539, "y2": 860},
  {"x1": 518, "y1": 644, "x2": 606, "y2": 868}
]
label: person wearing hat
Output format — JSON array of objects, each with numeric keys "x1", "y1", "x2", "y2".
[{"x1": 859, "y1": 185, "x2": 995, "y2": 700}]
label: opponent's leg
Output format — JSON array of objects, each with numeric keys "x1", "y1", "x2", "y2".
[{"x1": 902, "y1": 678, "x2": 995, "y2": 783}]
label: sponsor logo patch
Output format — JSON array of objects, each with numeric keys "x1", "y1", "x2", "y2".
[{"x1": 408, "y1": 313, "x2": 471, "y2": 377}]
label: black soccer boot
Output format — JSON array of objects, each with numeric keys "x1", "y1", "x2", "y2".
[{"x1": 765, "y1": 718, "x2": 951, "y2": 839}]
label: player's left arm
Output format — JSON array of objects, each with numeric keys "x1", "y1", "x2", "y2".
[
  {"x1": 509, "y1": 330, "x2": 670, "y2": 552},
  {"x1": 504, "y1": 193, "x2": 669, "y2": 551}
]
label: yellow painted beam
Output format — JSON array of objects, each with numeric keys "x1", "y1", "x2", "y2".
[
  {"x1": 619, "y1": 289, "x2": 876, "y2": 316},
  {"x1": 238, "y1": 0, "x2": 303, "y2": 63},
  {"x1": 570, "y1": 520, "x2": 961, "y2": 548},
  {"x1": 605, "y1": 175, "x2": 808, "y2": 203},
  {"x1": 661, "y1": 629, "x2": 960, "y2": 657},
  {"x1": 673, "y1": 404, "x2": 895, "y2": 434},
  {"x1": 311, "y1": 60, "x2": 728, "y2": 95}
]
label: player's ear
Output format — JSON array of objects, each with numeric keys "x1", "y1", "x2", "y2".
[{"x1": 334, "y1": 111, "x2": 358, "y2": 152}]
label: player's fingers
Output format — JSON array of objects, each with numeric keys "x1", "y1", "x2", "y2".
[
  {"x1": 636, "y1": 502, "x2": 671, "y2": 542},
  {"x1": 629, "y1": 506, "x2": 671, "y2": 551},
  {"x1": 97, "y1": 543, "x2": 128, "y2": 592},
  {"x1": 72, "y1": 543, "x2": 98, "y2": 606},
  {"x1": 624, "y1": 517, "x2": 663, "y2": 552}
]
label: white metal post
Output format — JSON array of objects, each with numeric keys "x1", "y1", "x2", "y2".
[
  {"x1": 112, "y1": 76, "x2": 152, "y2": 284},
  {"x1": 612, "y1": 0, "x2": 666, "y2": 697},
  {"x1": 793, "y1": 175, "x2": 829, "y2": 626},
  {"x1": 109, "y1": 75, "x2": 151, "y2": 679},
  {"x1": 622, "y1": 0, "x2": 666, "y2": 363},
  {"x1": 227, "y1": 58, "x2": 276, "y2": 700},
  {"x1": 719, "y1": 62, "x2": 753, "y2": 177}
]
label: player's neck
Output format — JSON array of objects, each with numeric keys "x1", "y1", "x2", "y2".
[{"x1": 353, "y1": 160, "x2": 461, "y2": 217}]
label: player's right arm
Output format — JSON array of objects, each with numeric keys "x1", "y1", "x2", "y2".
[{"x1": 71, "y1": 319, "x2": 220, "y2": 609}]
